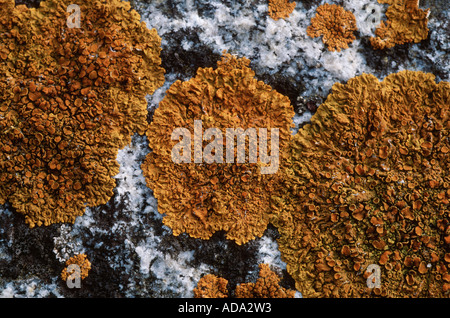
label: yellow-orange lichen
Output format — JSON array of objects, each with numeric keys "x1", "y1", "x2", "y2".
[
  {"x1": 193, "y1": 274, "x2": 229, "y2": 298},
  {"x1": 194, "y1": 264, "x2": 296, "y2": 298},
  {"x1": 268, "y1": 0, "x2": 296, "y2": 20},
  {"x1": 306, "y1": 3, "x2": 357, "y2": 52},
  {"x1": 234, "y1": 263, "x2": 296, "y2": 298},
  {"x1": 142, "y1": 53, "x2": 294, "y2": 245},
  {"x1": 0, "y1": 0, "x2": 165, "y2": 227},
  {"x1": 273, "y1": 71, "x2": 450, "y2": 297},
  {"x1": 61, "y1": 253, "x2": 91, "y2": 282},
  {"x1": 370, "y1": 0, "x2": 430, "y2": 49}
]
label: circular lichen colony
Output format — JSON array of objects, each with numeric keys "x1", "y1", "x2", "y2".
[
  {"x1": 142, "y1": 53, "x2": 294, "y2": 245},
  {"x1": 0, "y1": 0, "x2": 165, "y2": 227},
  {"x1": 61, "y1": 253, "x2": 91, "y2": 282},
  {"x1": 306, "y1": 3, "x2": 357, "y2": 52},
  {"x1": 273, "y1": 71, "x2": 450, "y2": 297}
]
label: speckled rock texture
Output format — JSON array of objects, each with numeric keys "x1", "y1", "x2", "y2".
[{"x1": 0, "y1": 0, "x2": 448, "y2": 297}]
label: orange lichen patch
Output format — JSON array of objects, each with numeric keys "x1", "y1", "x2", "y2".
[
  {"x1": 194, "y1": 274, "x2": 229, "y2": 298},
  {"x1": 273, "y1": 71, "x2": 450, "y2": 297},
  {"x1": 61, "y1": 253, "x2": 91, "y2": 282},
  {"x1": 194, "y1": 264, "x2": 295, "y2": 298},
  {"x1": 0, "y1": 0, "x2": 165, "y2": 227},
  {"x1": 142, "y1": 53, "x2": 294, "y2": 245},
  {"x1": 268, "y1": 0, "x2": 296, "y2": 20},
  {"x1": 306, "y1": 4, "x2": 357, "y2": 52},
  {"x1": 234, "y1": 264, "x2": 296, "y2": 298},
  {"x1": 370, "y1": 0, "x2": 430, "y2": 49}
]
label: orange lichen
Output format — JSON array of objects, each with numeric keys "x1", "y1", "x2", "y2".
[
  {"x1": 61, "y1": 253, "x2": 91, "y2": 281},
  {"x1": 235, "y1": 263, "x2": 296, "y2": 298},
  {"x1": 370, "y1": 0, "x2": 430, "y2": 49},
  {"x1": 194, "y1": 274, "x2": 229, "y2": 298},
  {"x1": 0, "y1": 0, "x2": 165, "y2": 227},
  {"x1": 142, "y1": 53, "x2": 294, "y2": 245},
  {"x1": 194, "y1": 264, "x2": 296, "y2": 298},
  {"x1": 273, "y1": 71, "x2": 450, "y2": 297},
  {"x1": 306, "y1": 4, "x2": 357, "y2": 52},
  {"x1": 268, "y1": 0, "x2": 296, "y2": 20}
]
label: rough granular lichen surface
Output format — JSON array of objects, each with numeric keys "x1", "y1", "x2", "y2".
[
  {"x1": 0, "y1": 0, "x2": 449, "y2": 299},
  {"x1": 273, "y1": 70, "x2": 450, "y2": 297},
  {"x1": 0, "y1": 0, "x2": 165, "y2": 227},
  {"x1": 268, "y1": 0, "x2": 297, "y2": 20},
  {"x1": 194, "y1": 263, "x2": 296, "y2": 298},
  {"x1": 234, "y1": 263, "x2": 296, "y2": 298},
  {"x1": 370, "y1": 0, "x2": 430, "y2": 49},
  {"x1": 61, "y1": 253, "x2": 91, "y2": 281},
  {"x1": 306, "y1": 3, "x2": 357, "y2": 52},
  {"x1": 142, "y1": 53, "x2": 294, "y2": 245},
  {"x1": 193, "y1": 273, "x2": 229, "y2": 298}
]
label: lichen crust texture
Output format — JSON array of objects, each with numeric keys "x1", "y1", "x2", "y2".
[
  {"x1": 194, "y1": 274, "x2": 229, "y2": 298},
  {"x1": 61, "y1": 253, "x2": 91, "y2": 281},
  {"x1": 142, "y1": 53, "x2": 295, "y2": 245},
  {"x1": 268, "y1": 0, "x2": 297, "y2": 21},
  {"x1": 194, "y1": 263, "x2": 296, "y2": 298},
  {"x1": 272, "y1": 70, "x2": 450, "y2": 297},
  {"x1": 234, "y1": 263, "x2": 296, "y2": 298},
  {"x1": 306, "y1": 3, "x2": 357, "y2": 52},
  {"x1": 0, "y1": 0, "x2": 165, "y2": 227},
  {"x1": 370, "y1": 0, "x2": 430, "y2": 49}
]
